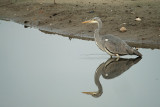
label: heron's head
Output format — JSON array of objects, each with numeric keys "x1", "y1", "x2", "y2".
[{"x1": 82, "y1": 17, "x2": 100, "y2": 24}]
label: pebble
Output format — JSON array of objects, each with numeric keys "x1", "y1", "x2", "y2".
[
  {"x1": 52, "y1": 13, "x2": 58, "y2": 16},
  {"x1": 135, "y1": 17, "x2": 141, "y2": 21},
  {"x1": 24, "y1": 21, "x2": 29, "y2": 24},
  {"x1": 87, "y1": 11, "x2": 95, "y2": 13},
  {"x1": 120, "y1": 27, "x2": 127, "y2": 32},
  {"x1": 69, "y1": 20, "x2": 72, "y2": 23}
]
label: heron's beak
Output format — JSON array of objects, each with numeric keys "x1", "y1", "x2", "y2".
[
  {"x1": 82, "y1": 20, "x2": 92, "y2": 24},
  {"x1": 82, "y1": 92, "x2": 96, "y2": 95},
  {"x1": 82, "y1": 20, "x2": 98, "y2": 24}
]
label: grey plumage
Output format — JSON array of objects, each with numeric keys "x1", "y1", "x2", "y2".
[{"x1": 83, "y1": 17, "x2": 142, "y2": 57}]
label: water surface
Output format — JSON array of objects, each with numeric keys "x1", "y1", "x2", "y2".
[{"x1": 0, "y1": 20, "x2": 160, "y2": 107}]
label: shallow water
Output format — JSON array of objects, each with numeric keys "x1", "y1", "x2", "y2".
[{"x1": 0, "y1": 20, "x2": 160, "y2": 107}]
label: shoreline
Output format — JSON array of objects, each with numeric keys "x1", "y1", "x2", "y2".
[{"x1": 0, "y1": 0, "x2": 160, "y2": 49}]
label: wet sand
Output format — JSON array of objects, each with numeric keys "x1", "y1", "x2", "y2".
[{"x1": 0, "y1": 0, "x2": 160, "y2": 49}]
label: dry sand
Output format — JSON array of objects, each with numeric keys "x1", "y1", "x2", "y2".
[{"x1": 0, "y1": 0, "x2": 160, "y2": 49}]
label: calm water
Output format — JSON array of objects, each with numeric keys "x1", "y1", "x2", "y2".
[{"x1": 0, "y1": 20, "x2": 160, "y2": 107}]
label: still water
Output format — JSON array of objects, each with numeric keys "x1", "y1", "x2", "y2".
[{"x1": 0, "y1": 20, "x2": 160, "y2": 107}]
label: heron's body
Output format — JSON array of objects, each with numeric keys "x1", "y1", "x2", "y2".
[
  {"x1": 95, "y1": 33, "x2": 136, "y2": 56},
  {"x1": 82, "y1": 17, "x2": 142, "y2": 57}
]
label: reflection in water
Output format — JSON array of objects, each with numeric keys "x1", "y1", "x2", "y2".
[{"x1": 83, "y1": 57, "x2": 142, "y2": 98}]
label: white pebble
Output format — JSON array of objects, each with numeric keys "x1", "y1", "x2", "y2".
[
  {"x1": 135, "y1": 17, "x2": 141, "y2": 21},
  {"x1": 105, "y1": 39, "x2": 108, "y2": 41}
]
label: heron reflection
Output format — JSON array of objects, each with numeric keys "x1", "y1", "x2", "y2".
[{"x1": 82, "y1": 57, "x2": 141, "y2": 97}]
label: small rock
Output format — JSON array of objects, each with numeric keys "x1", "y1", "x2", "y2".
[
  {"x1": 52, "y1": 13, "x2": 58, "y2": 16},
  {"x1": 148, "y1": 12, "x2": 152, "y2": 14},
  {"x1": 87, "y1": 11, "x2": 95, "y2": 13},
  {"x1": 135, "y1": 17, "x2": 141, "y2": 21},
  {"x1": 142, "y1": 37, "x2": 146, "y2": 40},
  {"x1": 137, "y1": 5, "x2": 141, "y2": 7},
  {"x1": 24, "y1": 21, "x2": 29, "y2": 24},
  {"x1": 110, "y1": 19, "x2": 114, "y2": 21},
  {"x1": 120, "y1": 27, "x2": 127, "y2": 32},
  {"x1": 125, "y1": 10, "x2": 128, "y2": 13},
  {"x1": 69, "y1": 20, "x2": 72, "y2": 23}
]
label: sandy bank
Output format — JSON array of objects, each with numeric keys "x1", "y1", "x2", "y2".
[{"x1": 0, "y1": 0, "x2": 160, "y2": 49}]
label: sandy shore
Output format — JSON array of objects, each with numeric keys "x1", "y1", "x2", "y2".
[{"x1": 0, "y1": 0, "x2": 160, "y2": 49}]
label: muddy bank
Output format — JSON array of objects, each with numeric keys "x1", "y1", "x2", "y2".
[{"x1": 0, "y1": 0, "x2": 160, "y2": 49}]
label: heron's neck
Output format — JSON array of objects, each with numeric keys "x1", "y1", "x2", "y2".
[
  {"x1": 97, "y1": 20, "x2": 102, "y2": 30},
  {"x1": 94, "y1": 20, "x2": 102, "y2": 39}
]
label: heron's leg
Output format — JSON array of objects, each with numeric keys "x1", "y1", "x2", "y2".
[{"x1": 116, "y1": 57, "x2": 119, "y2": 61}]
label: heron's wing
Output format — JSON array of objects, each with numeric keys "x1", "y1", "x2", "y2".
[{"x1": 102, "y1": 35, "x2": 130, "y2": 55}]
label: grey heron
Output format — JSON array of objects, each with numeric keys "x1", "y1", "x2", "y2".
[{"x1": 82, "y1": 17, "x2": 142, "y2": 57}]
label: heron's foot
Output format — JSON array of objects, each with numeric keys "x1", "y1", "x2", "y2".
[
  {"x1": 115, "y1": 57, "x2": 119, "y2": 61},
  {"x1": 116, "y1": 54, "x2": 120, "y2": 57},
  {"x1": 115, "y1": 54, "x2": 120, "y2": 61},
  {"x1": 134, "y1": 47, "x2": 139, "y2": 50},
  {"x1": 116, "y1": 57, "x2": 119, "y2": 61},
  {"x1": 136, "y1": 47, "x2": 139, "y2": 50}
]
